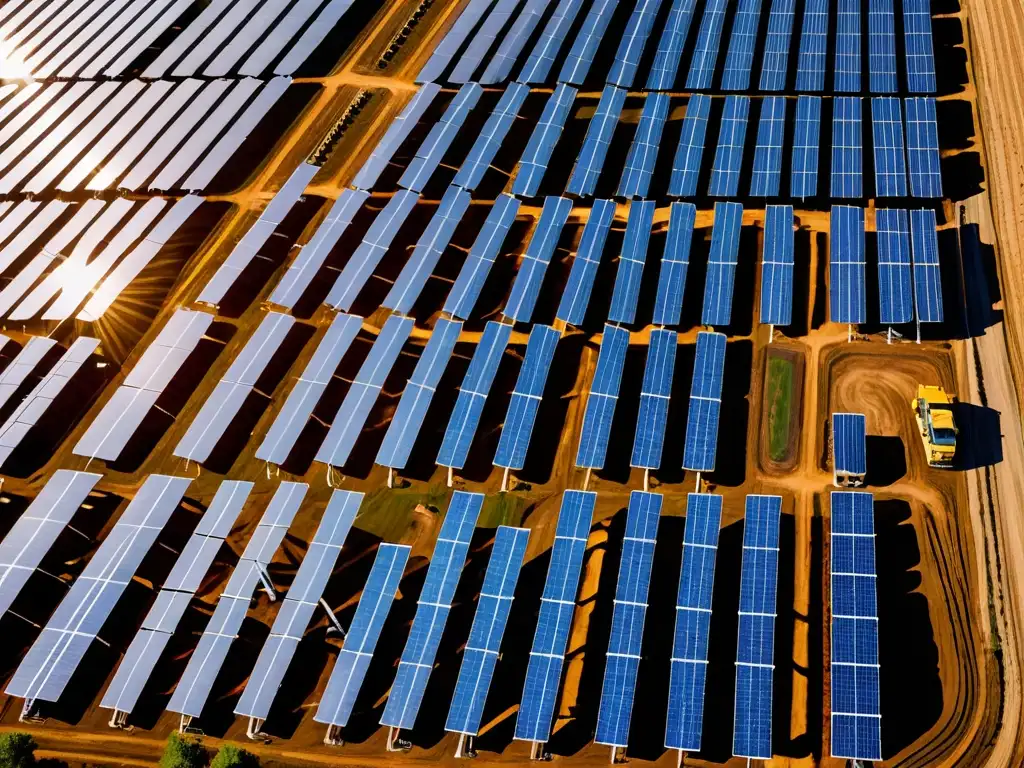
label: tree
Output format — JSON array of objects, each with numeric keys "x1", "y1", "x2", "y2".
[
  {"x1": 159, "y1": 733, "x2": 205, "y2": 768},
  {"x1": 210, "y1": 744, "x2": 256, "y2": 768},
  {"x1": 0, "y1": 733, "x2": 38, "y2": 768}
]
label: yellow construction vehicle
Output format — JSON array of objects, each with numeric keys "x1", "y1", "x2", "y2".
[{"x1": 912, "y1": 385, "x2": 957, "y2": 467}]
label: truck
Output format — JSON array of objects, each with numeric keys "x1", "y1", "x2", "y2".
[{"x1": 912, "y1": 385, "x2": 957, "y2": 467}]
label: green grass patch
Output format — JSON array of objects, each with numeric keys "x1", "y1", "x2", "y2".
[
  {"x1": 479, "y1": 493, "x2": 529, "y2": 528},
  {"x1": 766, "y1": 356, "x2": 795, "y2": 462}
]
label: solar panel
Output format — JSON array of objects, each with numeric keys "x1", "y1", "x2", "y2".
[
  {"x1": 272, "y1": 0, "x2": 362, "y2": 76},
  {"x1": 829, "y1": 491, "x2": 882, "y2": 761},
  {"x1": 494, "y1": 324, "x2": 561, "y2": 470},
  {"x1": 721, "y1": 0, "x2": 762, "y2": 91},
  {"x1": 174, "y1": 312, "x2": 295, "y2": 463},
  {"x1": 399, "y1": 83, "x2": 483, "y2": 193},
  {"x1": 761, "y1": 205, "x2": 795, "y2": 326},
  {"x1": 558, "y1": 0, "x2": 618, "y2": 85},
  {"x1": 255, "y1": 313, "x2": 363, "y2": 466},
  {"x1": 669, "y1": 94, "x2": 712, "y2": 198},
  {"x1": 6, "y1": 474, "x2": 191, "y2": 703},
  {"x1": 444, "y1": 195, "x2": 522, "y2": 319},
  {"x1": 202, "y1": 2, "x2": 292, "y2": 76},
  {"x1": 685, "y1": 0, "x2": 728, "y2": 90},
  {"x1": 631, "y1": 330, "x2": 677, "y2": 470},
  {"x1": 576, "y1": 324, "x2": 630, "y2": 470},
  {"x1": 758, "y1": 0, "x2": 795, "y2": 90},
  {"x1": 708, "y1": 96, "x2": 750, "y2": 197},
  {"x1": 618, "y1": 93, "x2": 670, "y2": 199},
  {"x1": 835, "y1": 0, "x2": 862, "y2": 92},
  {"x1": 646, "y1": 0, "x2": 698, "y2": 90},
  {"x1": 236, "y1": 0, "x2": 328, "y2": 76},
  {"x1": 702, "y1": 202, "x2": 744, "y2": 327},
  {"x1": 607, "y1": 0, "x2": 664, "y2": 88},
  {"x1": 905, "y1": 97, "x2": 943, "y2": 198},
  {"x1": 449, "y1": 0, "x2": 523, "y2": 83},
  {"x1": 830, "y1": 205, "x2": 867, "y2": 324},
  {"x1": 833, "y1": 413, "x2": 867, "y2": 478},
  {"x1": 910, "y1": 208, "x2": 943, "y2": 323},
  {"x1": 417, "y1": 0, "x2": 496, "y2": 82},
  {"x1": 315, "y1": 315, "x2": 414, "y2": 468},
  {"x1": 903, "y1": 0, "x2": 937, "y2": 93},
  {"x1": 382, "y1": 185, "x2": 472, "y2": 314},
  {"x1": 314, "y1": 543, "x2": 410, "y2": 728},
  {"x1": 875, "y1": 208, "x2": 913, "y2": 325},
  {"x1": 795, "y1": 0, "x2": 828, "y2": 91},
  {"x1": 791, "y1": 96, "x2": 822, "y2": 199},
  {"x1": 751, "y1": 97, "x2": 787, "y2": 197},
  {"x1": 445, "y1": 525, "x2": 530, "y2": 736},
  {"x1": 733, "y1": 495, "x2": 782, "y2": 759},
  {"x1": 595, "y1": 491, "x2": 663, "y2": 748},
  {"x1": 376, "y1": 318, "x2": 463, "y2": 471},
  {"x1": 0, "y1": 337, "x2": 57, "y2": 413},
  {"x1": 609, "y1": 201, "x2": 655, "y2": 324},
  {"x1": 566, "y1": 85, "x2": 627, "y2": 197},
  {"x1": 868, "y1": 0, "x2": 898, "y2": 93},
  {"x1": 380, "y1": 491, "x2": 484, "y2": 731},
  {"x1": 504, "y1": 196, "x2": 573, "y2": 323},
  {"x1": 94, "y1": 0, "x2": 193, "y2": 78},
  {"x1": 556, "y1": 198, "x2": 616, "y2": 325},
  {"x1": 512, "y1": 84, "x2": 576, "y2": 197},
  {"x1": 870, "y1": 97, "x2": 908, "y2": 199},
  {"x1": 653, "y1": 203, "x2": 696, "y2": 327},
  {"x1": 514, "y1": 490, "x2": 596, "y2": 743},
  {"x1": 437, "y1": 321, "x2": 513, "y2": 470},
  {"x1": 664, "y1": 492, "x2": 722, "y2": 751},
  {"x1": 351, "y1": 85, "x2": 442, "y2": 190},
  {"x1": 518, "y1": 0, "x2": 585, "y2": 84},
  {"x1": 480, "y1": 0, "x2": 550, "y2": 84},
  {"x1": 453, "y1": 83, "x2": 530, "y2": 191},
  {"x1": 326, "y1": 189, "x2": 420, "y2": 312},
  {"x1": 0, "y1": 470, "x2": 101, "y2": 617},
  {"x1": 682, "y1": 332, "x2": 727, "y2": 472},
  {"x1": 831, "y1": 97, "x2": 864, "y2": 199}
]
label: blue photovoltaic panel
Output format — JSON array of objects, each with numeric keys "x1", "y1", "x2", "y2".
[
  {"x1": 314, "y1": 543, "x2": 410, "y2": 727},
  {"x1": 505, "y1": 196, "x2": 573, "y2": 323},
  {"x1": 376, "y1": 318, "x2": 462, "y2": 470},
  {"x1": 903, "y1": 0, "x2": 937, "y2": 93},
  {"x1": 871, "y1": 97, "x2": 908, "y2": 198},
  {"x1": 609, "y1": 201, "x2": 655, "y2": 324},
  {"x1": 760, "y1": 205, "x2": 795, "y2": 326},
  {"x1": 830, "y1": 205, "x2": 866, "y2": 324},
  {"x1": 653, "y1": 202, "x2": 696, "y2": 327},
  {"x1": 686, "y1": 0, "x2": 729, "y2": 90},
  {"x1": 315, "y1": 315, "x2": 414, "y2": 468},
  {"x1": 835, "y1": 0, "x2": 862, "y2": 93},
  {"x1": 437, "y1": 321, "x2": 513, "y2": 469},
  {"x1": 399, "y1": 83, "x2": 483, "y2": 193},
  {"x1": 791, "y1": 95, "x2": 822, "y2": 199},
  {"x1": 576, "y1": 324, "x2": 630, "y2": 469},
  {"x1": 876, "y1": 208, "x2": 913, "y2": 324},
  {"x1": 665, "y1": 492, "x2": 722, "y2": 751},
  {"x1": 557, "y1": 198, "x2": 615, "y2": 325},
  {"x1": 631, "y1": 330, "x2": 677, "y2": 469},
  {"x1": 608, "y1": 0, "x2": 664, "y2": 88},
  {"x1": 480, "y1": 0, "x2": 552, "y2": 84},
  {"x1": 518, "y1": 0, "x2": 586, "y2": 84},
  {"x1": 558, "y1": 0, "x2": 619, "y2": 85},
  {"x1": 646, "y1": 0, "x2": 699, "y2": 90},
  {"x1": 831, "y1": 97, "x2": 863, "y2": 199},
  {"x1": 833, "y1": 413, "x2": 867, "y2": 477},
  {"x1": 380, "y1": 492, "x2": 484, "y2": 731},
  {"x1": 448, "y1": 0, "x2": 524, "y2": 83},
  {"x1": 868, "y1": 0, "x2": 898, "y2": 93},
  {"x1": 513, "y1": 84, "x2": 576, "y2": 197},
  {"x1": 445, "y1": 526, "x2": 530, "y2": 736},
  {"x1": 444, "y1": 195, "x2": 521, "y2": 320},
  {"x1": 751, "y1": 97, "x2": 787, "y2": 197},
  {"x1": 708, "y1": 96, "x2": 750, "y2": 197},
  {"x1": 618, "y1": 93, "x2": 670, "y2": 199},
  {"x1": 733, "y1": 495, "x2": 782, "y2": 759},
  {"x1": 905, "y1": 97, "x2": 943, "y2": 198},
  {"x1": 682, "y1": 332, "x2": 727, "y2": 472},
  {"x1": 910, "y1": 208, "x2": 943, "y2": 323},
  {"x1": 759, "y1": 0, "x2": 796, "y2": 91},
  {"x1": 702, "y1": 202, "x2": 743, "y2": 327},
  {"x1": 453, "y1": 83, "x2": 530, "y2": 191},
  {"x1": 830, "y1": 491, "x2": 882, "y2": 761},
  {"x1": 595, "y1": 491, "x2": 663, "y2": 747},
  {"x1": 352, "y1": 84, "x2": 441, "y2": 190},
  {"x1": 720, "y1": 0, "x2": 762, "y2": 91},
  {"x1": 795, "y1": 0, "x2": 828, "y2": 91},
  {"x1": 566, "y1": 86, "x2": 627, "y2": 197},
  {"x1": 515, "y1": 490, "x2": 596, "y2": 743},
  {"x1": 416, "y1": 0, "x2": 493, "y2": 83},
  {"x1": 670, "y1": 94, "x2": 712, "y2": 198},
  {"x1": 494, "y1": 324, "x2": 560, "y2": 470}
]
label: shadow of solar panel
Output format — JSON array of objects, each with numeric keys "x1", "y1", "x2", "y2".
[
  {"x1": 653, "y1": 203, "x2": 696, "y2": 327},
  {"x1": 721, "y1": 0, "x2": 762, "y2": 91},
  {"x1": 831, "y1": 97, "x2": 863, "y2": 199},
  {"x1": 751, "y1": 97, "x2": 787, "y2": 197},
  {"x1": 558, "y1": 0, "x2": 618, "y2": 84},
  {"x1": 875, "y1": 208, "x2": 913, "y2": 324},
  {"x1": 829, "y1": 205, "x2": 866, "y2": 324},
  {"x1": 760, "y1": 205, "x2": 795, "y2": 326},
  {"x1": 505, "y1": 196, "x2": 572, "y2": 323},
  {"x1": 513, "y1": 84, "x2": 576, "y2": 198},
  {"x1": 910, "y1": 208, "x2": 943, "y2": 323},
  {"x1": 903, "y1": 0, "x2": 937, "y2": 93},
  {"x1": 557, "y1": 198, "x2": 615, "y2": 325},
  {"x1": 682, "y1": 332, "x2": 727, "y2": 472},
  {"x1": 567, "y1": 86, "x2": 626, "y2": 197},
  {"x1": 709, "y1": 96, "x2": 750, "y2": 197},
  {"x1": 519, "y1": 0, "x2": 586, "y2": 84},
  {"x1": 609, "y1": 201, "x2": 655, "y2": 323},
  {"x1": 445, "y1": 195, "x2": 522, "y2": 320},
  {"x1": 686, "y1": 0, "x2": 729, "y2": 90},
  {"x1": 618, "y1": 93, "x2": 670, "y2": 199},
  {"x1": 905, "y1": 97, "x2": 943, "y2": 198},
  {"x1": 631, "y1": 330, "x2": 677, "y2": 469},
  {"x1": 646, "y1": 0, "x2": 699, "y2": 90},
  {"x1": 759, "y1": 0, "x2": 796, "y2": 90},
  {"x1": 835, "y1": 0, "x2": 862, "y2": 92},
  {"x1": 494, "y1": 324, "x2": 560, "y2": 470},
  {"x1": 701, "y1": 202, "x2": 743, "y2": 326},
  {"x1": 871, "y1": 97, "x2": 907, "y2": 198},
  {"x1": 576, "y1": 324, "x2": 630, "y2": 469},
  {"x1": 670, "y1": 94, "x2": 711, "y2": 198},
  {"x1": 454, "y1": 83, "x2": 529, "y2": 190}
]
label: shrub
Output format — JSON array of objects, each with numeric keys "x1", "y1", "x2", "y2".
[
  {"x1": 159, "y1": 733, "x2": 205, "y2": 768},
  {"x1": 0, "y1": 733, "x2": 38, "y2": 768},
  {"x1": 210, "y1": 745, "x2": 256, "y2": 768}
]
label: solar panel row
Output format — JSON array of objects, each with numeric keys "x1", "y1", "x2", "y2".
[
  {"x1": 609, "y1": 201, "x2": 656, "y2": 324},
  {"x1": 518, "y1": 0, "x2": 586, "y2": 84},
  {"x1": 512, "y1": 84, "x2": 576, "y2": 197},
  {"x1": 683, "y1": 332, "x2": 728, "y2": 472},
  {"x1": 653, "y1": 202, "x2": 696, "y2": 327},
  {"x1": 608, "y1": 0, "x2": 665, "y2": 88},
  {"x1": 721, "y1": 0, "x2": 762, "y2": 92},
  {"x1": 557, "y1": 198, "x2": 616, "y2": 325},
  {"x1": 832, "y1": 412, "x2": 868, "y2": 478},
  {"x1": 576, "y1": 324, "x2": 631, "y2": 470},
  {"x1": 830, "y1": 205, "x2": 867, "y2": 324},
  {"x1": 876, "y1": 208, "x2": 913, "y2": 324},
  {"x1": 505, "y1": 196, "x2": 573, "y2": 323},
  {"x1": 702, "y1": 202, "x2": 744, "y2": 327},
  {"x1": 567, "y1": 85, "x2": 627, "y2": 197},
  {"x1": 618, "y1": 93, "x2": 670, "y2": 199},
  {"x1": 445, "y1": 195, "x2": 522, "y2": 320},
  {"x1": 631, "y1": 330, "x2": 677, "y2": 470},
  {"x1": 760, "y1": 205, "x2": 795, "y2": 327}
]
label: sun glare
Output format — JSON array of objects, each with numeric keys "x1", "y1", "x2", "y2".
[{"x1": 0, "y1": 44, "x2": 33, "y2": 80}]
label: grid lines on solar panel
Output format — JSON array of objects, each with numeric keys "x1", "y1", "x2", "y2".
[
  {"x1": 701, "y1": 202, "x2": 743, "y2": 327},
  {"x1": 834, "y1": 0, "x2": 862, "y2": 92},
  {"x1": 868, "y1": 0, "x2": 898, "y2": 93},
  {"x1": 567, "y1": 86, "x2": 627, "y2": 197},
  {"x1": 444, "y1": 195, "x2": 521, "y2": 320},
  {"x1": 557, "y1": 199, "x2": 616, "y2": 325},
  {"x1": 504, "y1": 196, "x2": 572, "y2": 323},
  {"x1": 832, "y1": 413, "x2": 867, "y2": 477},
  {"x1": 903, "y1": 0, "x2": 937, "y2": 93},
  {"x1": 875, "y1": 208, "x2": 913, "y2": 324},
  {"x1": 494, "y1": 324, "x2": 560, "y2": 470},
  {"x1": 871, "y1": 97, "x2": 908, "y2": 198},
  {"x1": 910, "y1": 208, "x2": 943, "y2": 323},
  {"x1": 518, "y1": 0, "x2": 587, "y2": 84},
  {"x1": 751, "y1": 97, "x2": 787, "y2": 197},
  {"x1": 721, "y1": 0, "x2": 762, "y2": 91},
  {"x1": 595, "y1": 491, "x2": 663, "y2": 747},
  {"x1": 905, "y1": 97, "x2": 943, "y2": 198},
  {"x1": 646, "y1": 0, "x2": 699, "y2": 90},
  {"x1": 759, "y1": 0, "x2": 796, "y2": 91},
  {"x1": 653, "y1": 202, "x2": 696, "y2": 327},
  {"x1": 831, "y1": 97, "x2": 863, "y2": 199},
  {"x1": 709, "y1": 96, "x2": 750, "y2": 197},
  {"x1": 631, "y1": 330, "x2": 678, "y2": 469},
  {"x1": 609, "y1": 201, "x2": 656, "y2": 324},
  {"x1": 760, "y1": 205, "x2": 794, "y2": 326},
  {"x1": 608, "y1": 0, "x2": 664, "y2": 88},
  {"x1": 512, "y1": 84, "x2": 576, "y2": 197},
  {"x1": 618, "y1": 93, "x2": 670, "y2": 199},
  {"x1": 558, "y1": 0, "x2": 619, "y2": 84},
  {"x1": 829, "y1": 205, "x2": 867, "y2": 324},
  {"x1": 670, "y1": 94, "x2": 712, "y2": 197},
  {"x1": 682, "y1": 332, "x2": 727, "y2": 472},
  {"x1": 791, "y1": 96, "x2": 822, "y2": 199},
  {"x1": 795, "y1": 0, "x2": 828, "y2": 91},
  {"x1": 514, "y1": 490, "x2": 596, "y2": 743},
  {"x1": 829, "y1": 491, "x2": 882, "y2": 761},
  {"x1": 665, "y1": 492, "x2": 722, "y2": 751},
  {"x1": 686, "y1": 0, "x2": 729, "y2": 90},
  {"x1": 576, "y1": 324, "x2": 631, "y2": 469}
]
